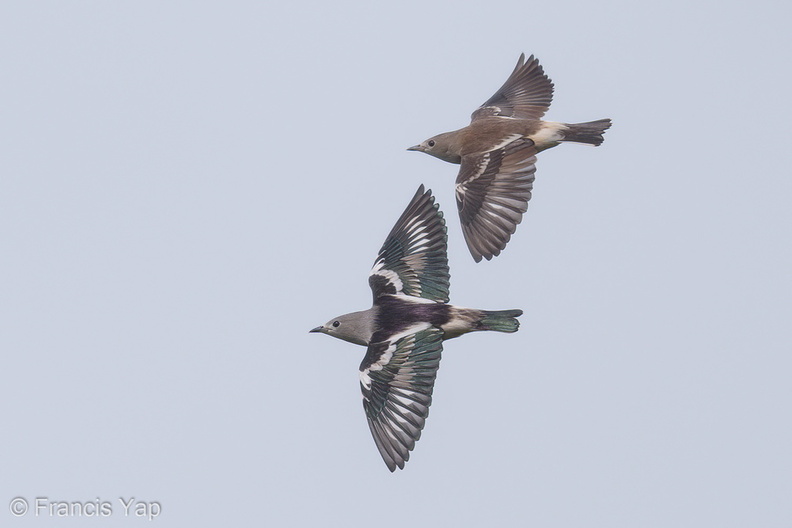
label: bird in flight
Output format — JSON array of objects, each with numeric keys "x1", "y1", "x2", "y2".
[
  {"x1": 408, "y1": 53, "x2": 611, "y2": 262},
  {"x1": 311, "y1": 185, "x2": 523, "y2": 471}
]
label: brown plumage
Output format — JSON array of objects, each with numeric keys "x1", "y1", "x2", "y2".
[{"x1": 408, "y1": 53, "x2": 612, "y2": 262}]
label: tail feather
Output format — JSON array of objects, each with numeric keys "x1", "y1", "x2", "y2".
[
  {"x1": 563, "y1": 118, "x2": 612, "y2": 146},
  {"x1": 478, "y1": 309, "x2": 523, "y2": 333}
]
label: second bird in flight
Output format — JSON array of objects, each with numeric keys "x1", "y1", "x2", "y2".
[{"x1": 409, "y1": 53, "x2": 611, "y2": 262}]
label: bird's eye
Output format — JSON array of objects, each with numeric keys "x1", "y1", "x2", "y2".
[
  {"x1": 332, "y1": 321, "x2": 340, "y2": 328},
  {"x1": 427, "y1": 140, "x2": 435, "y2": 147}
]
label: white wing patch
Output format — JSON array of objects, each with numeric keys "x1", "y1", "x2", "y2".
[
  {"x1": 455, "y1": 133, "x2": 523, "y2": 196},
  {"x1": 488, "y1": 133, "x2": 524, "y2": 153},
  {"x1": 371, "y1": 261, "x2": 404, "y2": 293},
  {"x1": 399, "y1": 294, "x2": 438, "y2": 305},
  {"x1": 371, "y1": 211, "x2": 438, "y2": 297},
  {"x1": 359, "y1": 322, "x2": 432, "y2": 390},
  {"x1": 455, "y1": 154, "x2": 490, "y2": 197}
]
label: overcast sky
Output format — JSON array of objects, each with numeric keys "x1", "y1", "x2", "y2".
[{"x1": 2, "y1": 1, "x2": 790, "y2": 526}]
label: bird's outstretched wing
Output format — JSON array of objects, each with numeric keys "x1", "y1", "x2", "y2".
[
  {"x1": 359, "y1": 325, "x2": 443, "y2": 472},
  {"x1": 471, "y1": 53, "x2": 554, "y2": 121},
  {"x1": 455, "y1": 136, "x2": 537, "y2": 262},
  {"x1": 369, "y1": 185, "x2": 450, "y2": 303}
]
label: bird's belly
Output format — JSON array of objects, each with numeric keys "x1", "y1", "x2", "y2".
[
  {"x1": 439, "y1": 308, "x2": 477, "y2": 339},
  {"x1": 440, "y1": 320, "x2": 469, "y2": 339},
  {"x1": 531, "y1": 122, "x2": 566, "y2": 150}
]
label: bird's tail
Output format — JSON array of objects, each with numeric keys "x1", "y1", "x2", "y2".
[
  {"x1": 563, "y1": 118, "x2": 612, "y2": 146},
  {"x1": 477, "y1": 309, "x2": 523, "y2": 333}
]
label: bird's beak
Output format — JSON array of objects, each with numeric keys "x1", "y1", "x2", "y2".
[
  {"x1": 406, "y1": 145, "x2": 422, "y2": 151},
  {"x1": 309, "y1": 326, "x2": 325, "y2": 334}
]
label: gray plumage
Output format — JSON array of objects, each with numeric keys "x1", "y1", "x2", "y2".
[
  {"x1": 408, "y1": 53, "x2": 612, "y2": 262},
  {"x1": 310, "y1": 185, "x2": 522, "y2": 472}
]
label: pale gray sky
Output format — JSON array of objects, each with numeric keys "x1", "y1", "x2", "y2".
[{"x1": 2, "y1": 1, "x2": 791, "y2": 526}]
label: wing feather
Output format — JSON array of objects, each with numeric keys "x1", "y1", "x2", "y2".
[
  {"x1": 471, "y1": 53, "x2": 554, "y2": 121},
  {"x1": 455, "y1": 137, "x2": 537, "y2": 261},
  {"x1": 359, "y1": 327, "x2": 443, "y2": 471},
  {"x1": 369, "y1": 186, "x2": 450, "y2": 302}
]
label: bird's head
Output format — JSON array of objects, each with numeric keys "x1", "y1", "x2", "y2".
[
  {"x1": 309, "y1": 310, "x2": 373, "y2": 346},
  {"x1": 407, "y1": 132, "x2": 462, "y2": 164}
]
